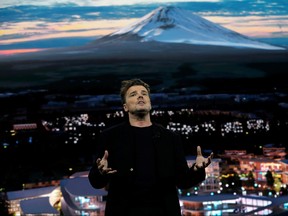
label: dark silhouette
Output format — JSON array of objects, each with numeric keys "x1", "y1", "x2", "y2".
[{"x1": 265, "y1": 170, "x2": 275, "y2": 188}]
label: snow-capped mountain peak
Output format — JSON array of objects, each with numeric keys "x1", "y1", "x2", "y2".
[{"x1": 109, "y1": 6, "x2": 284, "y2": 50}]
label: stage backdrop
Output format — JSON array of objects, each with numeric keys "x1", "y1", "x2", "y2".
[{"x1": 0, "y1": 0, "x2": 288, "y2": 207}]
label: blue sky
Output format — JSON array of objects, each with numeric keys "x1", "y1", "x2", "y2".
[{"x1": 0, "y1": 0, "x2": 287, "y2": 54}]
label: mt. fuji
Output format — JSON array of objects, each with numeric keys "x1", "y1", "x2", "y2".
[
  {"x1": 0, "y1": 6, "x2": 287, "y2": 92},
  {"x1": 102, "y1": 6, "x2": 284, "y2": 50}
]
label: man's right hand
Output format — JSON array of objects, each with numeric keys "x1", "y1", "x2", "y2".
[{"x1": 96, "y1": 150, "x2": 117, "y2": 175}]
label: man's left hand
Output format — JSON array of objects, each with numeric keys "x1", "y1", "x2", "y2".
[{"x1": 194, "y1": 146, "x2": 213, "y2": 171}]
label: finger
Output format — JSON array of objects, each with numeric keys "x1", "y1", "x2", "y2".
[
  {"x1": 194, "y1": 164, "x2": 200, "y2": 171},
  {"x1": 103, "y1": 168, "x2": 117, "y2": 175},
  {"x1": 103, "y1": 150, "x2": 109, "y2": 160},
  {"x1": 98, "y1": 164, "x2": 104, "y2": 170},
  {"x1": 96, "y1": 158, "x2": 101, "y2": 164},
  {"x1": 207, "y1": 158, "x2": 211, "y2": 166},
  {"x1": 206, "y1": 154, "x2": 213, "y2": 164},
  {"x1": 197, "y1": 146, "x2": 202, "y2": 156},
  {"x1": 100, "y1": 167, "x2": 110, "y2": 174},
  {"x1": 107, "y1": 170, "x2": 117, "y2": 174},
  {"x1": 102, "y1": 168, "x2": 111, "y2": 173},
  {"x1": 205, "y1": 159, "x2": 210, "y2": 167},
  {"x1": 206, "y1": 154, "x2": 213, "y2": 166}
]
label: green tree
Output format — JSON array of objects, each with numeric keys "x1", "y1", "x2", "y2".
[
  {"x1": 265, "y1": 170, "x2": 274, "y2": 188},
  {"x1": 0, "y1": 192, "x2": 9, "y2": 216},
  {"x1": 247, "y1": 170, "x2": 255, "y2": 188},
  {"x1": 221, "y1": 169, "x2": 242, "y2": 193}
]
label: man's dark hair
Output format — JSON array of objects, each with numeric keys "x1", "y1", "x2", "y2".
[{"x1": 120, "y1": 78, "x2": 150, "y2": 104}]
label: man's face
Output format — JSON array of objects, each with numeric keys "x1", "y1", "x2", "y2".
[{"x1": 123, "y1": 85, "x2": 151, "y2": 115}]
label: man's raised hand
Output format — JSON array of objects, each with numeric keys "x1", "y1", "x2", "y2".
[
  {"x1": 96, "y1": 150, "x2": 117, "y2": 175},
  {"x1": 194, "y1": 146, "x2": 213, "y2": 171}
]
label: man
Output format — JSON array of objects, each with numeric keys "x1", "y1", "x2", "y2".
[{"x1": 88, "y1": 78, "x2": 213, "y2": 216}]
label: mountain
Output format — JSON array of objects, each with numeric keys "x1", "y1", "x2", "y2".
[
  {"x1": 0, "y1": 6, "x2": 287, "y2": 92},
  {"x1": 98, "y1": 6, "x2": 284, "y2": 50}
]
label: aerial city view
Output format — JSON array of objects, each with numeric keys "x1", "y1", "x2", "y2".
[{"x1": 0, "y1": 0, "x2": 288, "y2": 215}]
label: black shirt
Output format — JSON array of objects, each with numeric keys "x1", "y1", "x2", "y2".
[
  {"x1": 130, "y1": 125, "x2": 165, "y2": 215},
  {"x1": 132, "y1": 125, "x2": 156, "y2": 193}
]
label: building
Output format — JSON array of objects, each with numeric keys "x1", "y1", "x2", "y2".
[
  {"x1": 5, "y1": 162, "x2": 288, "y2": 215},
  {"x1": 180, "y1": 194, "x2": 288, "y2": 216},
  {"x1": 60, "y1": 172, "x2": 107, "y2": 216},
  {"x1": 6, "y1": 186, "x2": 60, "y2": 216},
  {"x1": 239, "y1": 158, "x2": 284, "y2": 183},
  {"x1": 279, "y1": 159, "x2": 288, "y2": 185},
  {"x1": 263, "y1": 147, "x2": 286, "y2": 160}
]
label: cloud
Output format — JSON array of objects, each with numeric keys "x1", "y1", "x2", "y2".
[
  {"x1": 0, "y1": 0, "x2": 220, "y2": 8},
  {"x1": 0, "y1": 0, "x2": 287, "y2": 50},
  {"x1": 0, "y1": 19, "x2": 137, "y2": 46}
]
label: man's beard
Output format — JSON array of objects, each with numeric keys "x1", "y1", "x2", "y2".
[{"x1": 130, "y1": 108, "x2": 150, "y2": 118}]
